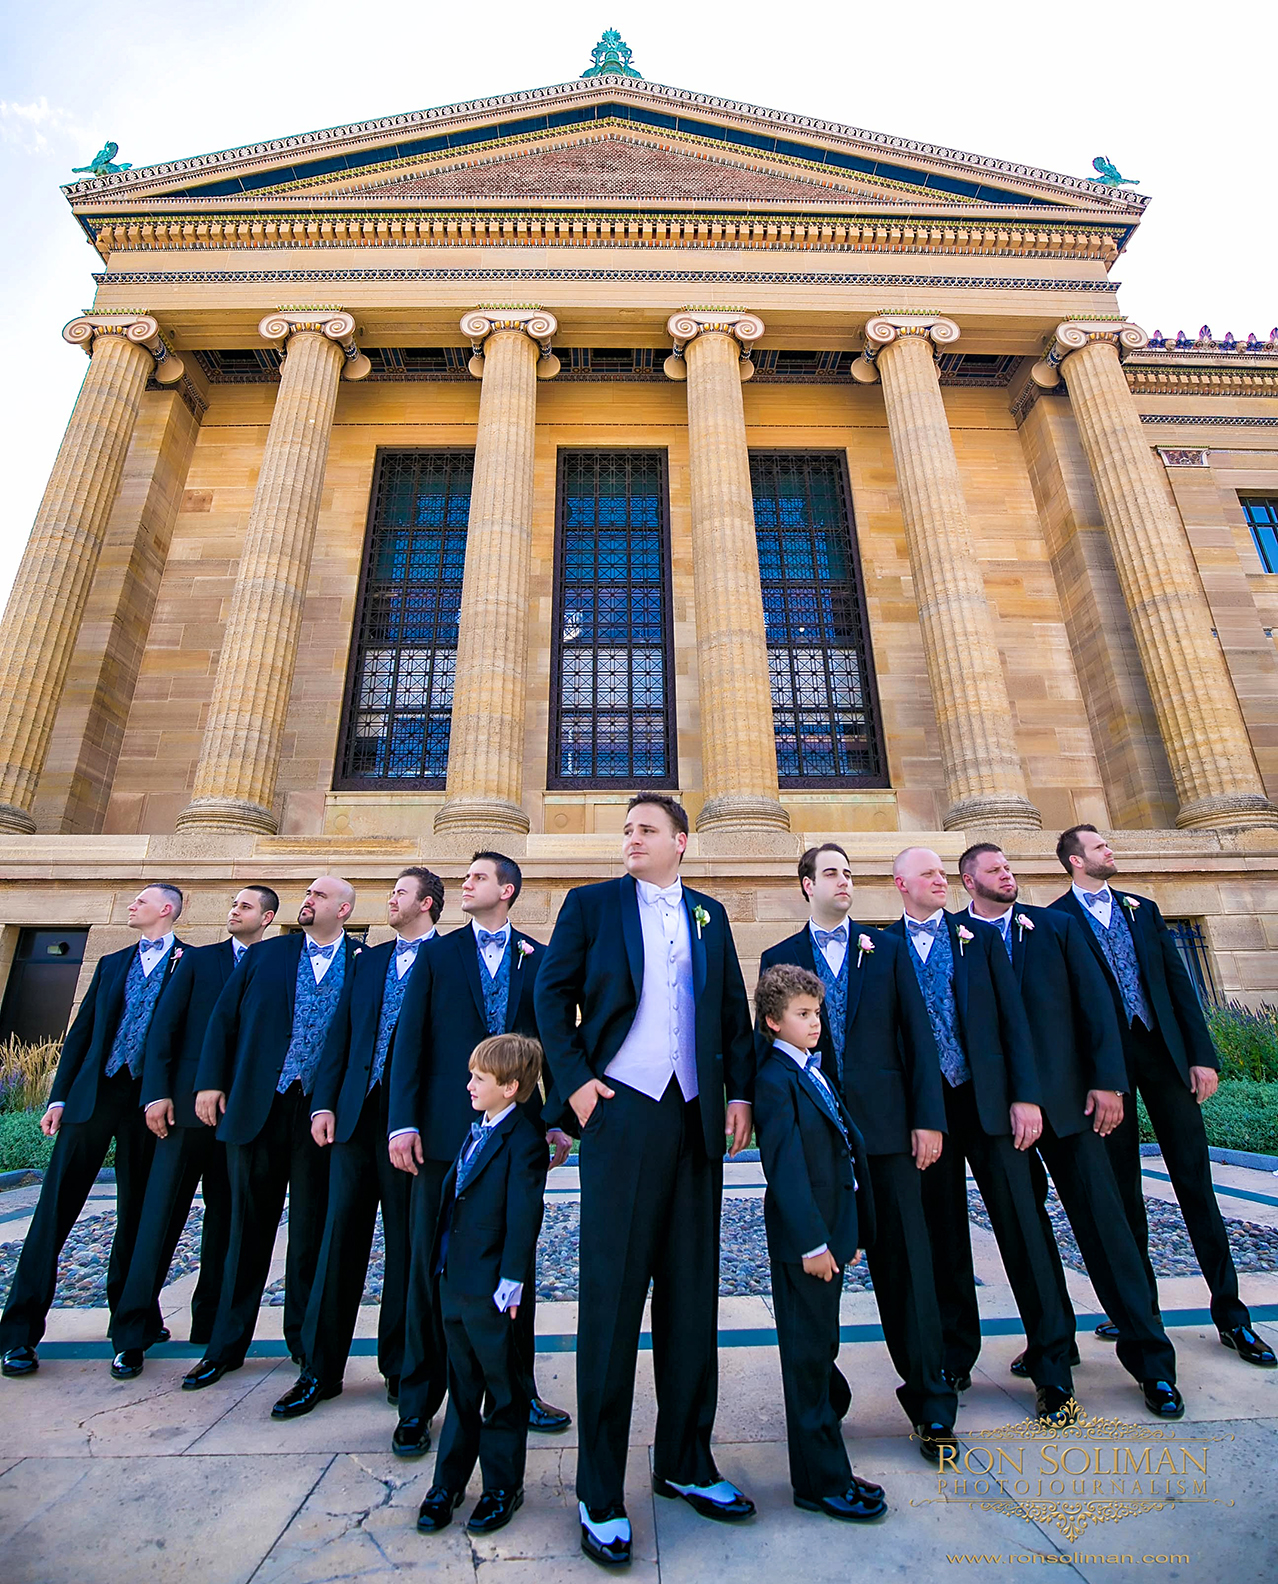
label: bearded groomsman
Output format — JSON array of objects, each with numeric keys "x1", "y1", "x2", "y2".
[
  {"x1": 889, "y1": 847, "x2": 1077, "y2": 1426},
  {"x1": 1052, "y1": 825, "x2": 1275, "y2": 1370},
  {"x1": 108, "y1": 885, "x2": 279, "y2": 1379},
  {"x1": 183, "y1": 877, "x2": 359, "y2": 1389},
  {"x1": 536, "y1": 794, "x2": 758, "y2": 1569},
  {"x1": 271, "y1": 867, "x2": 442, "y2": 1420},
  {"x1": 760, "y1": 842, "x2": 958, "y2": 1460},
  {"x1": 1, "y1": 884, "x2": 187, "y2": 1377},
  {"x1": 959, "y1": 844, "x2": 1185, "y2": 1419},
  {"x1": 386, "y1": 852, "x2": 572, "y2": 1457}
]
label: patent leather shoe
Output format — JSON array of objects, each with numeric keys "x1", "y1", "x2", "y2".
[
  {"x1": 181, "y1": 1357, "x2": 240, "y2": 1391},
  {"x1": 416, "y1": 1485, "x2": 463, "y2": 1532},
  {"x1": 111, "y1": 1349, "x2": 145, "y2": 1381},
  {"x1": 467, "y1": 1488, "x2": 524, "y2": 1533},
  {"x1": 794, "y1": 1482, "x2": 888, "y2": 1522},
  {"x1": 1036, "y1": 1386, "x2": 1079, "y2": 1428},
  {"x1": 2, "y1": 1346, "x2": 38, "y2": 1378},
  {"x1": 1094, "y1": 1320, "x2": 1120, "y2": 1342},
  {"x1": 580, "y1": 1502, "x2": 631, "y2": 1567},
  {"x1": 272, "y1": 1372, "x2": 341, "y2": 1419},
  {"x1": 529, "y1": 1395, "x2": 571, "y2": 1432},
  {"x1": 1219, "y1": 1325, "x2": 1277, "y2": 1367},
  {"x1": 913, "y1": 1422, "x2": 957, "y2": 1463},
  {"x1": 143, "y1": 1327, "x2": 171, "y2": 1350},
  {"x1": 652, "y1": 1477, "x2": 755, "y2": 1520},
  {"x1": 1011, "y1": 1344, "x2": 1079, "y2": 1378},
  {"x1": 385, "y1": 1374, "x2": 399, "y2": 1404},
  {"x1": 1142, "y1": 1379, "x2": 1185, "y2": 1419},
  {"x1": 391, "y1": 1415, "x2": 431, "y2": 1457}
]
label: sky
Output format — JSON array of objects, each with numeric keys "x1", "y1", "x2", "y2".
[{"x1": 1, "y1": 0, "x2": 1274, "y2": 606}]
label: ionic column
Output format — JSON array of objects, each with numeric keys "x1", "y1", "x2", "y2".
[
  {"x1": 665, "y1": 310, "x2": 788, "y2": 833},
  {"x1": 1033, "y1": 322, "x2": 1278, "y2": 829},
  {"x1": 0, "y1": 313, "x2": 184, "y2": 833},
  {"x1": 434, "y1": 309, "x2": 560, "y2": 837},
  {"x1": 853, "y1": 315, "x2": 1041, "y2": 831},
  {"x1": 177, "y1": 310, "x2": 369, "y2": 834}
]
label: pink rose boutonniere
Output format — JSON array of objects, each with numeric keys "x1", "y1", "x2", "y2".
[
  {"x1": 856, "y1": 932, "x2": 874, "y2": 968},
  {"x1": 516, "y1": 939, "x2": 535, "y2": 970},
  {"x1": 1120, "y1": 895, "x2": 1140, "y2": 915},
  {"x1": 167, "y1": 947, "x2": 183, "y2": 972},
  {"x1": 1015, "y1": 913, "x2": 1035, "y2": 941},
  {"x1": 956, "y1": 924, "x2": 975, "y2": 957}
]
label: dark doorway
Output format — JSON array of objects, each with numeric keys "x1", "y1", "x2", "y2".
[{"x1": 0, "y1": 929, "x2": 90, "y2": 1045}]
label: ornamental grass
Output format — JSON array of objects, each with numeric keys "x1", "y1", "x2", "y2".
[{"x1": 0, "y1": 1036, "x2": 63, "y2": 1114}]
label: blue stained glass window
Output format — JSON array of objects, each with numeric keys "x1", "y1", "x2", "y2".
[{"x1": 1242, "y1": 496, "x2": 1278, "y2": 574}]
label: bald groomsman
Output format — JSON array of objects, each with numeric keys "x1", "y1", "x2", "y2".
[
  {"x1": 889, "y1": 847, "x2": 1077, "y2": 1427},
  {"x1": 183, "y1": 877, "x2": 359, "y2": 1389},
  {"x1": 1, "y1": 883, "x2": 187, "y2": 1378},
  {"x1": 271, "y1": 867, "x2": 442, "y2": 1419},
  {"x1": 109, "y1": 885, "x2": 279, "y2": 1380},
  {"x1": 1052, "y1": 826, "x2": 1275, "y2": 1371}
]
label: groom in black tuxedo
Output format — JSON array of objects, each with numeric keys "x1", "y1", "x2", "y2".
[{"x1": 536, "y1": 794, "x2": 758, "y2": 1567}]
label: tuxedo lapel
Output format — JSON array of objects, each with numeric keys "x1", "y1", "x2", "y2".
[
  {"x1": 1060, "y1": 890, "x2": 1115, "y2": 982},
  {"x1": 454, "y1": 925, "x2": 488, "y2": 1025},
  {"x1": 1010, "y1": 919, "x2": 1028, "y2": 987},
  {"x1": 1114, "y1": 890, "x2": 1156, "y2": 983},
  {"x1": 215, "y1": 937, "x2": 236, "y2": 988},
  {"x1": 619, "y1": 875, "x2": 644, "y2": 1001},
  {"x1": 843, "y1": 922, "x2": 866, "y2": 1027},
  {"x1": 458, "y1": 1109, "x2": 517, "y2": 1194},
  {"x1": 101, "y1": 947, "x2": 132, "y2": 1033},
  {"x1": 505, "y1": 931, "x2": 531, "y2": 1032},
  {"x1": 684, "y1": 888, "x2": 707, "y2": 1004},
  {"x1": 946, "y1": 913, "x2": 970, "y2": 1023},
  {"x1": 284, "y1": 929, "x2": 305, "y2": 1018}
]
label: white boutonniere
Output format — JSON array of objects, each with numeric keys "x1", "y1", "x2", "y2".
[
  {"x1": 1015, "y1": 913, "x2": 1035, "y2": 941},
  {"x1": 1120, "y1": 895, "x2": 1140, "y2": 914},
  {"x1": 692, "y1": 904, "x2": 710, "y2": 940},
  {"x1": 516, "y1": 939, "x2": 535, "y2": 970},
  {"x1": 856, "y1": 932, "x2": 874, "y2": 968},
  {"x1": 956, "y1": 924, "x2": 974, "y2": 957}
]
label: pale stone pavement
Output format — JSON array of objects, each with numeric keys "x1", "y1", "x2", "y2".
[{"x1": 1, "y1": 1155, "x2": 1276, "y2": 1584}]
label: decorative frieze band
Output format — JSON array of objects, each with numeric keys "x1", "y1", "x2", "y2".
[{"x1": 63, "y1": 312, "x2": 185, "y2": 385}]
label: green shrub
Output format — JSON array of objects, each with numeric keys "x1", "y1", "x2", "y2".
[
  {"x1": 0, "y1": 1111, "x2": 115, "y2": 1173},
  {"x1": 1206, "y1": 1001, "x2": 1278, "y2": 1083},
  {"x1": 1137, "y1": 1078, "x2": 1278, "y2": 1156}
]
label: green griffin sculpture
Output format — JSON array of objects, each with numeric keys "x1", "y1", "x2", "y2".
[
  {"x1": 582, "y1": 29, "x2": 643, "y2": 78},
  {"x1": 72, "y1": 141, "x2": 132, "y2": 177},
  {"x1": 1091, "y1": 155, "x2": 1140, "y2": 188}
]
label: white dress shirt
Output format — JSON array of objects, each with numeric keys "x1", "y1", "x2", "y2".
[
  {"x1": 1072, "y1": 882, "x2": 1113, "y2": 928},
  {"x1": 606, "y1": 878, "x2": 698, "y2": 1102},
  {"x1": 472, "y1": 917, "x2": 511, "y2": 975},
  {"x1": 905, "y1": 907, "x2": 946, "y2": 963},
  {"x1": 306, "y1": 932, "x2": 345, "y2": 983},
  {"x1": 138, "y1": 931, "x2": 175, "y2": 978},
  {"x1": 968, "y1": 902, "x2": 1013, "y2": 946},
  {"x1": 394, "y1": 926, "x2": 435, "y2": 977},
  {"x1": 808, "y1": 919, "x2": 849, "y2": 977},
  {"x1": 231, "y1": 937, "x2": 248, "y2": 963}
]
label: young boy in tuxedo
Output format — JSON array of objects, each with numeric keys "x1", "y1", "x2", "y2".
[
  {"x1": 415, "y1": 1034, "x2": 549, "y2": 1538},
  {"x1": 753, "y1": 965, "x2": 886, "y2": 1523}
]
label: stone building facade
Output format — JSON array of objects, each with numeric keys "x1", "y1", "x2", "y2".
[{"x1": 3, "y1": 53, "x2": 1277, "y2": 1019}]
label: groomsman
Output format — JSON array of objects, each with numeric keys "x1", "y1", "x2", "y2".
[
  {"x1": 387, "y1": 852, "x2": 572, "y2": 1455},
  {"x1": 536, "y1": 794, "x2": 758, "y2": 1569},
  {"x1": 760, "y1": 843, "x2": 959, "y2": 1460},
  {"x1": 888, "y1": 848, "x2": 1077, "y2": 1426},
  {"x1": 183, "y1": 876, "x2": 359, "y2": 1389},
  {"x1": 109, "y1": 885, "x2": 279, "y2": 1379},
  {"x1": 1052, "y1": 826, "x2": 1275, "y2": 1369},
  {"x1": 1, "y1": 884, "x2": 187, "y2": 1377},
  {"x1": 960, "y1": 844, "x2": 1185, "y2": 1418},
  {"x1": 271, "y1": 867, "x2": 442, "y2": 1419}
]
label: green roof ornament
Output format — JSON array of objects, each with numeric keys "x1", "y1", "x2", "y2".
[
  {"x1": 581, "y1": 29, "x2": 643, "y2": 79},
  {"x1": 71, "y1": 141, "x2": 132, "y2": 177},
  {"x1": 1091, "y1": 155, "x2": 1140, "y2": 188}
]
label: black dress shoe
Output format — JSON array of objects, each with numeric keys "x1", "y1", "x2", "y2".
[
  {"x1": 143, "y1": 1327, "x2": 171, "y2": 1350},
  {"x1": 794, "y1": 1482, "x2": 888, "y2": 1522},
  {"x1": 580, "y1": 1503, "x2": 631, "y2": 1567},
  {"x1": 1094, "y1": 1320, "x2": 1120, "y2": 1342},
  {"x1": 2, "y1": 1346, "x2": 38, "y2": 1378},
  {"x1": 851, "y1": 1471, "x2": 885, "y2": 1501},
  {"x1": 272, "y1": 1372, "x2": 342, "y2": 1419},
  {"x1": 1011, "y1": 1344, "x2": 1080, "y2": 1378},
  {"x1": 529, "y1": 1396, "x2": 572, "y2": 1432},
  {"x1": 391, "y1": 1415, "x2": 431, "y2": 1457},
  {"x1": 1220, "y1": 1326, "x2": 1277, "y2": 1367},
  {"x1": 913, "y1": 1423, "x2": 958, "y2": 1464},
  {"x1": 467, "y1": 1488, "x2": 524, "y2": 1533},
  {"x1": 416, "y1": 1485, "x2": 464, "y2": 1532},
  {"x1": 652, "y1": 1477, "x2": 755, "y2": 1521},
  {"x1": 1035, "y1": 1387, "x2": 1079, "y2": 1428},
  {"x1": 1142, "y1": 1379, "x2": 1185, "y2": 1419},
  {"x1": 385, "y1": 1375, "x2": 399, "y2": 1405},
  {"x1": 111, "y1": 1349, "x2": 145, "y2": 1381},
  {"x1": 943, "y1": 1368, "x2": 971, "y2": 1392},
  {"x1": 181, "y1": 1358, "x2": 241, "y2": 1391}
]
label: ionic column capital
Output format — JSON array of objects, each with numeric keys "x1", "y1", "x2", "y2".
[
  {"x1": 63, "y1": 311, "x2": 185, "y2": 385},
  {"x1": 664, "y1": 309, "x2": 765, "y2": 381},
  {"x1": 850, "y1": 314, "x2": 960, "y2": 383},
  {"x1": 461, "y1": 307, "x2": 560, "y2": 380},
  {"x1": 1029, "y1": 319, "x2": 1148, "y2": 388},
  {"x1": 258, "y1": 308, "x2": 371, "y2": 380}
]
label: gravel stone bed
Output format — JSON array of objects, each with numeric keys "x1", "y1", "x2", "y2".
[{"x1": 5, "y1": 1186, "x2": 1275, "y2": 1310}]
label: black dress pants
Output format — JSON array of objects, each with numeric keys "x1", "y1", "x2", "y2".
[
  {"x1": 0, "y1": 1071, "x2": 159, "y2": 1351},
  {"x1": 301, "y1": 1079, "x2": 412, "y2": 1386},
  {"x1": 111, "y1": 1122, "x2": 231, "y2": 1351},
  {"x1": 434, "y1": 1278, "x2": 531, "y2": 1495},
  {"x1": 771, "y1": 1253, "x2": 853, "y2": 1498},
  {"x1": 863, "y1": 1151, "x2": 958, "y2": 1427},
  {"x1": 1106, "y1": 1022, "x2": 1248, "y2": 1333},
  {"x1": 920, "y1": 1079, "x2": 1074, "y2": 1392},
  {"x1": 203, "y1": 1083, "x2": 330, "y2": 1366},
  {"x1": 575, "y1": 1078, "x2": 722, "y2": 1509}
]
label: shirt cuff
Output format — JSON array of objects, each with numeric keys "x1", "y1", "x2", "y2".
[
  {"x1": 803, "y1": 1244, "x2": 829, "y2": 1260},
  {"x1": 388, "y1": 1127, "x2": 419, "y2": 1142},
  {"x1": 47, "y1": 1101, "x2": 65, "y2": 1110},
  {"x1": 310, "y1": 1108, "x2": 335, "y2": 1121},
  {"x1": 727, "y1": 1098, "x2": 750, "y2": 1107},
  {"x1": 493, "y1": 1279, "x2": 523, "y2": 1313}
]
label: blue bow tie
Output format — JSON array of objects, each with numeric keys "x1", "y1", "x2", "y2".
[
  {"x1": 1082, "y1": 890, "x2": 1108, "y2": 910},
  {"x1": 466, "y1": 1120, "x2": 488, "y2": 1153},
  {"x1": 139, "y1": 938, "x2": 165, "y2": 953},
  {"x1": 907, "y1": 917, "x2": 941, "y2": 939},
  {"x1": 477, "y1": 929, "x2": 506, "y2": 950},
  {"x1": 396, "y1": 937, "x2": 420, "y2": 955},
  {"x1": 308, "y1": 939, "x2": 338, "y2": 959},
  {"x1": 813, "y1": 925, "x2": 847, "y2": 949}
]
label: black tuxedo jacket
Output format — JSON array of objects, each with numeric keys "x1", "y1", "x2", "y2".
[
  {"x1": 968, "y1": 904, "x2": 1126, "y2": 1138},
  {"x1": 1049, "y1": 887, "x2": 1217, "y2": 1088},
  {"x1": 759, "y1": 922, "x2": 945, "y2": 1154},
  {"x1": 754, "y1": 1044, "x2": 875, "y2": 1266},
  {"x1": 534, "y1": 874, "x2": 756, "y2": 1157},
  {"x1": 141, "y1": 938, "x2": 242, "y2": 1128},
  {"x1": 884, "y1": 911, "x2": 1039, "y2": 1136},
  {"x1": 195, "y1": 931, "x2": 361, "y2": 1146},
  {"x1": 49, "y1": 938, "x2": 190, "y2": 1124},
  {"x1": 386, "y1": 924, "x2": 546, "y2": 1161},
  {"x1": 432, "y1": 1107, "x2": 548, "y2": 1297}
]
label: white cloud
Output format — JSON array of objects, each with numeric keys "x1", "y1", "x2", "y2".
[{"x1": 0, "y1": 97, "x2": 93, "y2": 155}]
